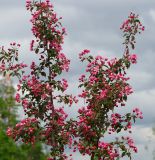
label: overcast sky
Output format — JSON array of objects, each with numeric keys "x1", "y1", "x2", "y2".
[{"x1": 0, "y1": 0, "x2": 155, "y2": 159}]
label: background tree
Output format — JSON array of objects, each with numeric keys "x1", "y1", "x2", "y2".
[{"x1": 0, "y1": 74, "x2": 47, "y2": 160}]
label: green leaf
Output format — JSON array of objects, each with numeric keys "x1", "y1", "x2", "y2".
[
  {"x1": 41, "y1": 72, "x2": 46, "y2": 77},
  {"x1": 123, "y1": 94, "x2": 127, "y2": 101},
  {"x1": 122, "y1": 151, "x2": 126, "y2": 157},
  {"x1": 35, "y1": 48, "x2": 39, "y2": 54},
  {"x1": 117, "y1": 128, "x2": 122, "y2": 133},
  {"x1": 134, "y1": 19, "x2": 140, "y2": 23},
  {"x1": 78, "y1": 84, "x2": 83, "y2": 88}
]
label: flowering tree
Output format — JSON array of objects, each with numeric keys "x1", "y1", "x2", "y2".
[
  {"x1": 76, "y1": 13, "x2": 144, "y2": 160},
  {"x1": 0, "y1": 0, "x2": 144, "y2": 160}
]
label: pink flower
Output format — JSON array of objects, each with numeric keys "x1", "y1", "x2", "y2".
[
  {"x1": 6, "y1": 127, "x2": 12, "y2": 137},
  {"x1": 15, "y1": 93, "x2": 21, "y2": 103},
  {"x1": 62, "y1": 78, "x2": 68, "y2": 91},
  {"x1": 133, "y1": 107, "x2": 143, "y2": 119},
  {"x1": 141, "y1": 26, "x2": 145, "y2": 31},
  {"x1": 79, "y1": 49, "x2": 90, "y2": 60},
  {"x1": 99, "y1": 89, "x2": 107, "y2": 99},
  {"x1": 129, "y1": 54, "x2": 137, "y2": 64}
]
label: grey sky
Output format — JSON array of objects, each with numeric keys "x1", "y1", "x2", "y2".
[{"x1": 0, "y1": 0, "x2": 155, "y2": 159}]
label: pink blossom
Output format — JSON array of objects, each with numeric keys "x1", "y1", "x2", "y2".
[
  {"x1": 15, "y1": 93, "x2": 21, "y2": 103},
  {"x1": 129, "y1": 54, "x2": 137, "y2": 64}
]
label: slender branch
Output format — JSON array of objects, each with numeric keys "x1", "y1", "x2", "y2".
[{"x1": 47, "y1": 46, "x2": 56, "y2": 160}]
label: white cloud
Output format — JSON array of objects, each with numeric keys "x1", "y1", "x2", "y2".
[{"x1": 126, "y1": 89, "x2": 155, "y2": 126}]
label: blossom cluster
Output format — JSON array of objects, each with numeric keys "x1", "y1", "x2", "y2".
[
  {"x1": 120, "y1": 12, "x2": 145, "y2": 53},
  {"x1": 7, "y1": 118, "x2": 39, "y2": 144}
]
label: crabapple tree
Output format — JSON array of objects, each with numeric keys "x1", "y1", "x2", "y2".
[{"x1": 0, "y1": 0, "x2": 144, "y2": 160}]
